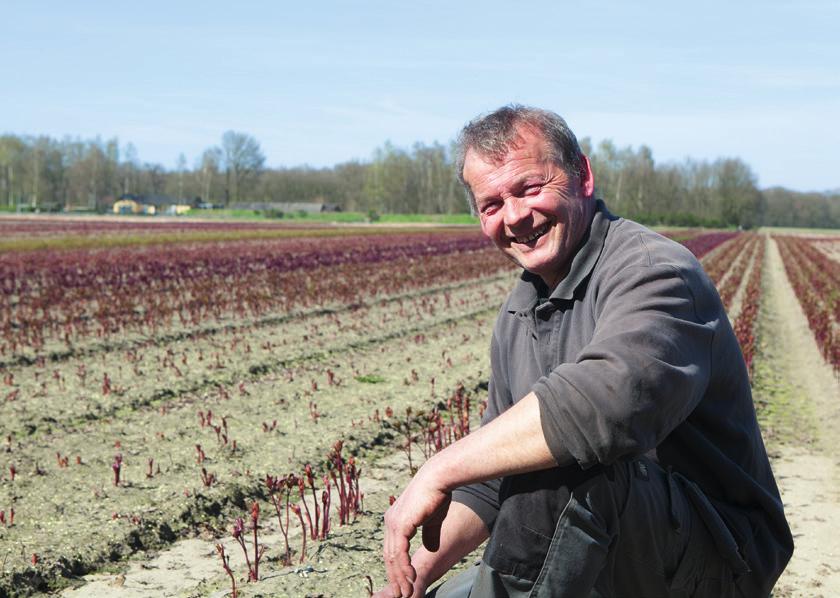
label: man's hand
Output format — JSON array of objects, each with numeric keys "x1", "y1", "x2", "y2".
[
  {"x1": 379, "y1": 393, "x2": 558, "y2": 596},
  {"x1": 383, "y1": 465, "x2": 451, "y2": 597},
  {"x1": 373, "y1": 501, "x2": 490, "y2": 598}
]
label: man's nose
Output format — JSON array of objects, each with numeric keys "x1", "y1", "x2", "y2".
[{"x1": 502, "y1": 197, "x2": 530, "y2": 226}]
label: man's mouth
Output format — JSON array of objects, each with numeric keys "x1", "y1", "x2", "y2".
[{"x1": 513, "y1": 223, "x2": 550, "y2": 245}]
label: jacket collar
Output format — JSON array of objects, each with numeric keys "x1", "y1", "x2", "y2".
[{"x1": 506, "y1": 199, "x2": 614, "y2": 313}]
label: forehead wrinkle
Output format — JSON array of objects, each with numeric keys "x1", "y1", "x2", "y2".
[{"x1": 470, "y1": 152, "x2": 548, "y2": 203}]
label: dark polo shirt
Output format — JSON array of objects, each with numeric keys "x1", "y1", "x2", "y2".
[{"x1": 452, "y1": 200, "x2": 792, "y2": 594}]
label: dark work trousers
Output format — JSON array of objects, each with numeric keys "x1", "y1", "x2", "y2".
[{"x1": 428, "y1": 457, "x2": 749, "y2": 598}]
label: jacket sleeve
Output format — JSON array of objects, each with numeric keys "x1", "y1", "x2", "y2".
[
  {"x1": 450, "y1": 330, "x2": 508, "y2": 531},
  {"x1": 533, "y1": 263, "x2": 715, "y2": 469}
]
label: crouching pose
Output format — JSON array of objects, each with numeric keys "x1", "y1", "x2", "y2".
[{"x1": 376, "y1": 105, "x2": 792, "y2": 598}]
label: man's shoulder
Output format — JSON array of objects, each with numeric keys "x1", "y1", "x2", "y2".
[{"x1": 602, "y1": 217, "x2": 699, "y2": 273}]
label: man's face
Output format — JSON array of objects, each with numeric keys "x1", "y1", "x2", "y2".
[{"x1": 463, "y1": 127, "x2": 595, "y2": 289}]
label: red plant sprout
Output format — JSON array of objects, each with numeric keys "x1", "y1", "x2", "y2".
[
  {"x1": 249, "y1": 501, "x2": 265, "y2": 580},
  {"x1": 399, "y1": 408, "x2": 416, "y2": 474},
  {"x1": 102, "y1": 373, "x2": 111, "y2": 395},
  {"x1": 231, "y1": 517, "x2": 253, "y2": 579},
  {"x1": 297, "y1": 477, "x2": 315, "y2": 540},
  {"x1": 31, "y1": 553, "x2": 38, "y2": 566},
  {"x1": 262, "y1": 420, "x2": 278, "y2": 433},
  {"x1": 195, "y1": 444, "x2": 206, "y2": 464},
  {"x1": 146, "y1": 458, "x2": 154, "y2": 479},
  {"x1": 327, "y1": 443, "x2": 347, "y2": 525},
  {"x1": 305, "y1": 464, "x2": 320, "y2": 540},
  {"x1": 9, "y1": 464, "x2": 16, "y2": 481},
  {"x1": 290, "y1": 503, "x2": 307, "y2": 563},
  {"x1": 216, "y1": 384, "x2": 230, "y2": 401},
  {"x1": 112, "y1": 454, "x2": 123, "y2": 486},
  {"x1": 215, "y1": 543, "x2": 237, "y2": 598},
  {"x1": 266, "y1": 475, "x2": 293, "y2": 565},
  {"x1": 9, "y1": 507, "x2": 13, "y2": 526},
  {"x1": 326, "y1": 369, "x2": 339, "y2": 386},
  {"x1": 200, "y1": 468, "x2": 216, "y2": 487},
  {"x1": 321, "y1": 484, "x2": 331, "y2": 538}
]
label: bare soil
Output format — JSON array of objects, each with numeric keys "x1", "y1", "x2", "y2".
[
  {"x1": 754, "y1": 234, "x2": 840, "y2": 597},
  {"x1": 11, "y1": 232, "x2": 840, "y2": 597}
]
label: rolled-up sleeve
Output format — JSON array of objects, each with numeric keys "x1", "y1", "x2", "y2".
[{"x1": 533, "y1": 264, "x2": 714, "y2": 469}]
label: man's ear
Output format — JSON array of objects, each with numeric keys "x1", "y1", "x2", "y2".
[{"x1": 579, "y1": 155, "x2": 595, "y2": 198}]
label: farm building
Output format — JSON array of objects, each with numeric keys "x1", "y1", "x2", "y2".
[{"x1": 113, "y1": 194, "x2": 192, "y2": 215}]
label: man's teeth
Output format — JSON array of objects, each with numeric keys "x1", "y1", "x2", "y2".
[{"x1": 515, "y1": 224, "x2": 549, "y2": 244}]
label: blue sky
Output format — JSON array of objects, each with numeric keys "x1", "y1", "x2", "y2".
[{"x1": 3, "y1": 1, "x2": 838, "y2": 191}]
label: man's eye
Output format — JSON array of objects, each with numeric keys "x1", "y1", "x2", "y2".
[
  {"x1": 524, "y1": 185, "x2": 542, "y2": 195},
  {"x1": 480, "y1": 202, "x2": 500, "y2": 215}
]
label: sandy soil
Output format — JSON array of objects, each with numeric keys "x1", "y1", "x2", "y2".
[{"x1": 756, "y1": 234, "x2": 840, "y2": 597}]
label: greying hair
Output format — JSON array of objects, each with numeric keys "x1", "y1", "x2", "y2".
[{"x1": 454, "y1": 105, "x2": 585, "y2": 213}]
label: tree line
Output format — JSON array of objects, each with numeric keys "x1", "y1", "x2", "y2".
[{"x1": 1, "y1": 131, "x2": 838, "y2": 228}]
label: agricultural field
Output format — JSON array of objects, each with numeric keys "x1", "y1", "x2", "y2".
[{"x1": 0, "y1": 216, "x2": 839, "y2": 597}]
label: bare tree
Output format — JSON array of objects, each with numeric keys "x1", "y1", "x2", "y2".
[
  {"x1": 176, "y1": 153, "x2": 187, "y2": 200},
  {"x1": 221, "y1": 131, "x2": 265, "y2": 205},
  {"x1": 198, "y1": 147, "x2": 222, "y2": 205}
]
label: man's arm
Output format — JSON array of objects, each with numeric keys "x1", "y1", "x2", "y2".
[{"x1": 383, "y1": 392, "x2": 569, "y2": 597}]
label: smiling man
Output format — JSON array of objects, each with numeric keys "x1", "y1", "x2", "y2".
[{"x1": 377, "y1": 105, "x2": 792, "y2": 598}]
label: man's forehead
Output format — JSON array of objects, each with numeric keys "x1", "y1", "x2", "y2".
[
  {"x1": 466, "y1": 126, "x2": 551, "y2": 168},
  {"x1": 464, "y1": 129, "x2": 551, "y2": 182}
]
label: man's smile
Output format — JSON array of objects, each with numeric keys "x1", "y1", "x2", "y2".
[{"x1": 512, "y1": 222, "x2": 551, "y2": 245}]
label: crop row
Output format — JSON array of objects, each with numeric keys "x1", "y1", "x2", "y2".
[
  {"x1": 702, "y1": 232, "x2": 750, "y2": 287},
  {"x1": 0, "y1": 217, "x2": 319, "y2": 238},
  {"x1": 680, "y1": 231, "x2": 740, "y2": 260},
  {"x1": 715, "y1": 234, "x2": 761, "y2": 312},
  {"x1": 775, "y1": 235, "x2": 840, "y2": 372},
  {"x1": 1, "y1": 231, "x2": 506, "y2": 356},
  {"x1": 732, "y1": 235, "x2": 767, "y2": 378},
  {"x1": 0, "y1": 274, "x2": 512, "y2": 441}
]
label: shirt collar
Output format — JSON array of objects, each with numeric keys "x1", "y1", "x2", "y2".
[{"x1": 506, "y1": 199, "x2": 614, "y2": 313}]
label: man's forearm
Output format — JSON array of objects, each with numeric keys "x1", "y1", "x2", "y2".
[
  {"x1": 429, "y1": 392, "x2": 569, "y2": 492},
  {"x1": 411, "y1": 501, "x2": 489, "y2": 592},
  {"x1": 380, "y1": 392, "x2": 569, "y2": 597}
]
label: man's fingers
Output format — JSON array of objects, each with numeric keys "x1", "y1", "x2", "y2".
[{"x1": 383, "y1": 507, "x2": 416, "y2": 597}]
